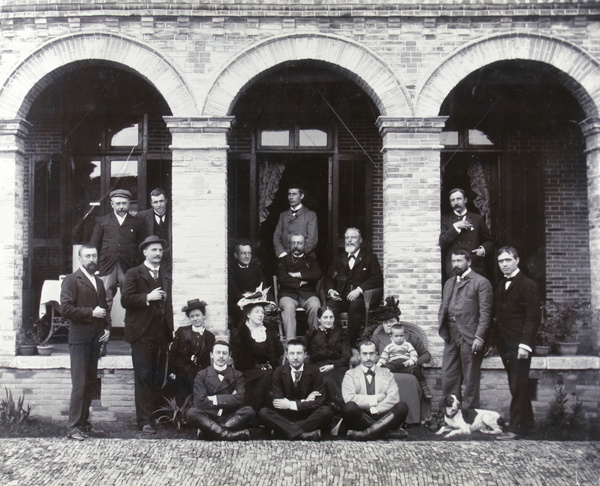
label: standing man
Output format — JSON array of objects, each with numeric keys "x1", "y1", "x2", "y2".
[
  {"x1": 60, "y1": 244, "x2": 111, "y2": 441},
  {"x1": 494, "y1": 246, "x2": 541, "y2": 440},
  {"x1": 90, "y1": 188, "x2": 147, "y2": 356},
  {"x1": 258, "y1": 339, "x2": 333, "y2": 441},
  {"x1": 439, "y1": 188, "x2": 493, "y2": 280},
  {"x1": 276, "y1": 234, "x2": 322, "y2": 338},
  {"x1": 438, "y1": 248, "x2": 493, "y2": 409},
  {"x1": 325, "y1": 227, "x2": 383, "y2": 345},
  {"x1": 341, "y1": 340, "x2": 409, "y2": 440},
  {"x1": 136, "y1": 188, "x2": 171, "y2": 271},
  {"x1": 121, "y1": 235, "x2": 173, "y2": 434},
  {"x1": 228, "y1": 242, "x2": 267, "y2": 323},
  {"x1": 187, "y1": 341, "x2": 255, "y2": 441},
  {"x1": 273, "y1": 184, "x2": 318, "y2": 258}
]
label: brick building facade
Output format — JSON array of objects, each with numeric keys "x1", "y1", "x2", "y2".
[{"x1": 1, "y1": 0, "x2": 599, "y2": 425}]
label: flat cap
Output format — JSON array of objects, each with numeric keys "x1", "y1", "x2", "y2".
[{"x1": 110, "y1": 189, "x2": 132, "y2": 200}]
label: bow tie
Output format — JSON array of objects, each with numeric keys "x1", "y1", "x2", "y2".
[
  {"x1": 365, "y1": 369, "x2": 375, "y2": 376},
  {"x1": 348, "y1": 254, "x2": 356, "y2": 260},
  {"x1": 291, "y1": 209, "x2": 299, "y2": 217},
  {"x1": 504, "y1": 276, "x2": 514, "y2": 281}
]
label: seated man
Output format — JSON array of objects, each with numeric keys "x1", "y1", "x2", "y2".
[
  {"x1": 258, "y1": 338, "x2": 333, "y2": 441},
  {"x1": 325, "y1": 227, "x2": 382, "y2": 345},
  {"x1": 228, "y1": 242, "x2": 267, "y2": 324},
  {"x1": 187, "y1": 341, "x2": 255, "y2": 441},
  {"x1": 341, "y1": 340, "x2": 409, "y2": 440},
  {"x1": 276, "y1": 234, "x2": 322, "y2": 338}
]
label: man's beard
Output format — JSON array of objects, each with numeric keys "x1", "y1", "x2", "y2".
[
  {"x1": 452, "y1": 267, "x2": 464, "y2": 276},
  {"x1": 84, "y1": 262, "x2": 97, "y2": 273},
  {"x1": 345, "y1": 244, "x2": 358, "y2": 254}
]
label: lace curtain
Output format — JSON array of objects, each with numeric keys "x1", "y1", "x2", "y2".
[
  {"x1": 258, "y1": 159, "x2": 286, "y2": 224},
  {"x1": 467, "y1": 159, "x2": 492, "y2": 231}
]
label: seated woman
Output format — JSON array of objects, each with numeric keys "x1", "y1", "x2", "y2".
[
  {"x1": 230, "y1": 287, "x2": 283, "y2": 413},
  {"x1": 370, "y1": 297, "x2": 433, "y2": 424},
  {"x1": 167, "y1": 299, "x2": 215, "y2": 403},
  {"x1": 305, "y1": 305, "x2": 351, "y2": 404}
]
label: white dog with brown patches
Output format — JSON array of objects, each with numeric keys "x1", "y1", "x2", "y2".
[{"x1": 436, "y1": 395, "x2": 505, "y2": 438}]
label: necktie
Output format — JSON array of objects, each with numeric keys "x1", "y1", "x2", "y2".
[
  {"x1": 348, "y1": 254, "x2": 356, "y2": 269},
  {"x1": 150, "y1": 269, "x2": 159, "y2": 281},
  {"x1": 294, "y1": 370, "x2": 302, "y2": 386},
  {"x1": 504, "y1": 276, "x2": 513, "y2": 290}
]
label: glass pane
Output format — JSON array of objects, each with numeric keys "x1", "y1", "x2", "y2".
[
  {"x1": 299, "y1": 129, "x2": 328, "y2": 147},
  {"x1": 111, "y1": 124, "x2": 139, "y2": 147},
  {"x1": 468, "y1": 129, "x2": 494, "y2": 146},
  {"x1": 72, "y1": 159, "x2": 102, "y2": 244},
  {"x1": 440, "y1": 131, "x2": 459, "y2": 146},
  {"x1": 261, "y1": 130, "x2": 290, "y2": 147},
  {"x1": 111, "y1": 159, "x2": 138, "y2": 207}
]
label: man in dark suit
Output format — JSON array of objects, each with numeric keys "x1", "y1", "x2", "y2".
[
  {"x1": 228, "y1": 242, "x2": 267, "y2": 324},
  {"x1": 121, "y1": 235, "x2": 174, "y2": 433},
  {"x1": 438, "y1": 248, "x2": 493, "y2": 409},
  {"x1": 325, "y1": 227, "x2": 383, "y2": 345},
  {"x1": 136, "y1": 188, "x2": 171, "y2": 271},
  {"x1": 90, "y1": 189, "x2": 147, "y2": 313},
  {"x1": 341, "y1": 340, "x2": 408, "y2": 440},
  {"x1": 277, "y1": 234, "x2": 322, "y2": 338},
  {"x1": 494, "y1": 246, "x2": 541, "y2": 440},
  {"x1": 60, "y1": 244, "x2": 111, "y2": 441},
  {"x1": 273, "y1": 184, "x2": 318, "y2": 258},
  {"x1": 258, "y1": 339, "x2": 333, "y2": 441},
  {"x1": 439, "y1": 188, "x2": 493, "y2": 280},
  {"x1": 187, "y1": 341, "x2": 255, "y2": 441}
]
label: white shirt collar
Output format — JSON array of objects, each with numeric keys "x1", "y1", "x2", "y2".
[
  {"x1": 454, "y1": 209, "x2": 467, "y2": 217},
  {"x1": 114, "y1": 211, "x2": 126, "y2": 225},
  {"x1": 80, "y1": 267, "x2": 97, "y2": 288},
  {"x1": 191, "y1": 325, "x2": 205, "y2": 335},
  {"x1": 361, "y1": 365, "x2": 374, "y2": 374},
  {"x1": 144, "y1": 262, "x2": 160, "y2": 272},
  {"x1": 506, "y1": 269, "x2": 520, "y2": 279},
  {"x1": 459, "y1": 268, "x2": 472, "y2": 279},
  {"x1": 290, "y1": 204, "x2": 303, "y2": 212},
  {"x1": 213, "y1": 364, "x2": 227, "y2": 373},
  {"x1": 291, "y1": 364, "x2": 304, "y2": 374}
]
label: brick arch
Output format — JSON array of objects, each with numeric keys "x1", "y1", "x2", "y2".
[
  {"x1": 0, "y1": 32, "x2": 197, "y2": 119},
  {"x1": 202, "y1": 33, "x2": 411, "y2": 117},
  {"x1": 415, "y1": 33, "x2": 600, "y2": 118}
]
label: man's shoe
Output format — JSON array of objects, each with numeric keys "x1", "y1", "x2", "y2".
[
  {"x1": 67, "y1": 428, "x2": 86, "y2": 441},
  {"x1": 141, "y1": 424, "x2": 156, "y2": 435},
  {"x1": 81, "y1": 424, "x2": 103, "y2": 437},
  {"x1": 386, "y1": 428, "x2": 409, "y2": 440},
  {"x1": 497, "y1": 431, "x2": 521, "y2": 441},
  {"x1": 297, "y1": 430, "x2": 321, "y2": 441}
]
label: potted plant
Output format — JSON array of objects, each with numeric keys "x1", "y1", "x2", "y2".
[
  {"x1": 18, "y1": 317, "x2": 51, "y2": 356},
  {"x1": 543, "y1": 301, "x2": 592, "y2": 356},
  {"x1": 534, "y1": 321, "x2": 552, "y2": 357}
]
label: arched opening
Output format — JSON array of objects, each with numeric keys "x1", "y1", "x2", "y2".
[
  {"x1": 227, "y1": 61, "x2": 382, "y2": 278},
  {"x1": 24, "y1": 63, "x2": 173, "y2": 323},
  {"x1": 439, "y1": 60, "x2": 589, "y2": 304}
]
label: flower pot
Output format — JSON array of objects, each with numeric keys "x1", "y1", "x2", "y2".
[
  {"x1": 19, "y1": 344, "x2": 37, "y2": 356},
  {"x1": 557, "y1": 342, "x2": 579, "y2": 356},
  {"x1": 534, "y1": 345, "x2": 550, "y2": 357},
  {"x1": 37, "y1": 345, "x2": 53, "y2": 356}
]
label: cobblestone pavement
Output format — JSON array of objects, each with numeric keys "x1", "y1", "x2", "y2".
[{"x1": 1, "y1": 439, "x2": 598, "y2": 486}]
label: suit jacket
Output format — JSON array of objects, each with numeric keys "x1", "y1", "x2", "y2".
[
  {"x1": 494, "y1": 271, "x2": 541, "y2": 351},
  {"x1": 439, "y1": 210, "x2": 493, "y2": 276},
  {"x1": 438, "y1": 270, "x2": 493, "y2": 346},
  {"x1": 136, "y1": 208, "x2": 172, "y2": 243},
  {"x1": 60, "y1": 269, "x2": 111, "y2": 344},
  {"x1": 229, "y1": 263, "x2": 266, "y2": 307},
  {"x1": 305, "y1": 326, "x2": 351, "y2": 369},
  {"x1": 168, "y1": 326, "x2": 216, "y2": 380},
  {"x1": 121, "y1": 263, "x2": 174, "y2": 343},
  {"x1": 272, "y1": 363, "x2": 326, "y2": 414},
  {"x1": 273, "y1": 206, "x2": 318, "y2": 256},
  {"x1": 325, "y1": 248, "x2": 382, "y2": 298},
  {"x1": 193, "y1": 365, "x2": 246, "y2": 411},
  {"x1": 276, "y1": 252, "x2": 322, "y2": 299},
  {"x1": 341, "y1": 365, "x2": 399, "y2": 414},
  {"x1": 90, "y1": 212, "x2": 147, "y2": 276}
]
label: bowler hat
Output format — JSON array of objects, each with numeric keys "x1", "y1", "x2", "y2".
[
  {"x1": 370, "y1": 296, "x2": 402, "y2": 322},
  {"x1": 182, "y1": 299, "x2": 207, "y2": 314},
  {"x1": 110, "y1": 189, "x2": 132, "y2": 200},
  {"x1": 139, "y1": 235, "x2": 168, "y2": 252}
]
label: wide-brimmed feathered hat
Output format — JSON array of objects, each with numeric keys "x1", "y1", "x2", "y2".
[
  {"x1": 371, "y1": 296, "x2": 402, "y2": 321},
  {"x1": 237, "y1": 284, "x2": 275, "y2": 310},
  {"x1": 182, "y1": 299, "x2": 207, "y2": 314}
]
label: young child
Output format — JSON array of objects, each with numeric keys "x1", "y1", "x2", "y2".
[{"x1": 377, "y1": 324, "x2": 433, "y2": 399}]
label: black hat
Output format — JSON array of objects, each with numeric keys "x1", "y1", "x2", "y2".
[
  {"x1": 182, "y1": 299, "x2": 207, "y2": 314},
  {"x1": 139, "y1": 235, "x2": 168, "y2": 252},
  {"x1": 110, "y1": 189, "x2": 132, "y2": 200},
  {"x1": 371, "y1": 296, "x2": 402, "y2": 321}
]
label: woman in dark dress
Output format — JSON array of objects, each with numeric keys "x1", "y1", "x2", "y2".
[
  {"x1": 305, "y1": 305, "x2": 351, "y2": 403},
  {"x1": 167, "y1": 299, "x2": 215, "y2": 403},
  {"x1": 230, "y1": 289, "x2": 283, "y2": 412}
]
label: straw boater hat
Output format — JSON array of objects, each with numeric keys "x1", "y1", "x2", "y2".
[
  {"x1": 237, "y1": 284, "x2": 275, "y2": 310},
  {"x1": 110, "y1": 188, "x2": 131, "y2": 200},
  {"x1": 371, "y1": 296, "x2": 402, "y2": 322},
  {"x1": 182, "y1": 299, "x2": 207, "y2": 315},
  {"x1": 139, "y1": 235, "x2": 168, "y2": 252}
]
